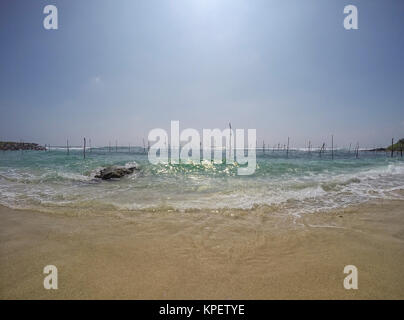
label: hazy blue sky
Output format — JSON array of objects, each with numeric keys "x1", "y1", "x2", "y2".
[{"x1": 0, "y1": 0, "x2": 403, "y2": 148}]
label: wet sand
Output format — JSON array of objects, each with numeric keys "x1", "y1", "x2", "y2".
[{"x1": 1, "y1": 199, "x2": 404, "y2": 299}]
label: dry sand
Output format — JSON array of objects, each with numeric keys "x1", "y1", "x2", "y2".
[{"x1": 1, "y1": 199, "x2": 404, "y2": 299}]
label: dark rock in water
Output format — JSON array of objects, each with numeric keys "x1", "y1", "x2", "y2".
[
  {"x1": 95, "y1": 165, "x2": 138, "y2": 180},
  {"x1": 0, "y1": 141, "x2": 46, "y2": 151}
]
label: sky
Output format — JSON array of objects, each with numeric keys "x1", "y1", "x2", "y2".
[{"x1": 0, "y1": 0, "x2": 403, "y2": 148}]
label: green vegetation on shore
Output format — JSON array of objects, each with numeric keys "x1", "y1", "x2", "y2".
[{"x1": 387, "y1": 139, "x2": 404, "y2": 151}]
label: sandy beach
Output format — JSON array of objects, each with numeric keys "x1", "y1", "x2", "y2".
[{"x1": 1, "y1": 197, "x2": 404, "y2": 300}]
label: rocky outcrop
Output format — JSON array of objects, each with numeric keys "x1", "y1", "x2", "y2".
[
  {"x1": 367, "y1": 147, "x2": 386, "y2": 152},
  {"x1": 0, "y1": 141, "x2": 46, "y2": 151},
  {"x1": 95, "y1": 165, "x2": 139, "y2": 180}
]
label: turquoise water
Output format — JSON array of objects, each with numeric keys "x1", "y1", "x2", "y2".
[{"x1": 0, "y1": 147, "x2": 403, "y2": 215}]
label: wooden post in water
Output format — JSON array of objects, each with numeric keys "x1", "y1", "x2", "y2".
[
  {"x1": 109, "y1": 141, "x2": 111, "y2": 153},
  {"x1": 391, "y1": 138, "x2": 394, "y2": 158},
  {"x1": 356, "y1": 143, "x2": 359, "y2": 159},
  {"x1": 331, "y1": 135, "x2": 334, "y2": 160},
  {"x1": 83, "y1": 138, "x2": 86, "y2": 159},
  {"x1": 89, "y1": 139, "x2": 92, "y2": 153},
  {"x1": 67, "y1": 139, "x2": 69, "y2": 155},
  {"x1": 286, "y1": 137, "x2": 289, "y2": 158},
  {"x1": 229, "y1": 122, "x2": 232, "y2": 161},
  {"x1": 319, "y1": 143, "x2": 325, "y2": 157},
  {"x1": 115, "y1": 140, "x2": 118, "y2": 153}
]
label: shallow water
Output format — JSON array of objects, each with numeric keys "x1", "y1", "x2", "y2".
[{"x1": 0, "y1": 147, "x2": 403, "y2": 215}]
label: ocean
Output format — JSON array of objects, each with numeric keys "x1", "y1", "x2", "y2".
[{"x1": 0, "y1": 147, "x2": 403, "y2": 216}]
